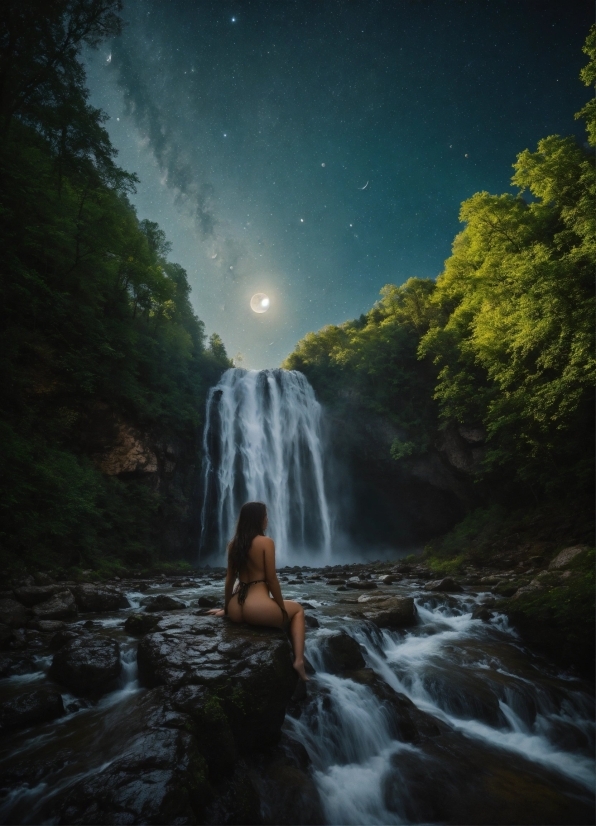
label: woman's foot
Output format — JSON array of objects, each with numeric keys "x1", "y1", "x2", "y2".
[{"x1": 293, "y1": 658, "x2": 309, "y2": 681}]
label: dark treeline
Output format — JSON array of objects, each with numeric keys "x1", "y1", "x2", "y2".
[
  {"x1": 0, "y1": 1, "x2": 231, "y2": 574},
  {"x1": 285, "y1": 28, "x2": 595, "y2": 549}
]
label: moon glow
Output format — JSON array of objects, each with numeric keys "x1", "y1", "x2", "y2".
[{"x1": 250, "y1": 293, "x2": 271, "y2": 313}]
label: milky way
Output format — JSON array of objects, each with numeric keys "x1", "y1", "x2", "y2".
[{"x1": 85, "y1": 0, "x2": 591, "y2": 368}]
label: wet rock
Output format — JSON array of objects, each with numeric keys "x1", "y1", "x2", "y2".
[
  {"x1": 71, "y1": 583, "x2": 130, "y2": 613},
  {"x1": 142, "y1": 594, "x2": 186, "y2": 612},
  {"x1": 201, "y1": 761, "x2": 261, "y2": 826},
  {"x1": 0, "y1": 651, "x2": 35, "y2": 678},
  {"x1": 378, "y1": 574, "x2": 400, "y2": 584},
  {"x1": 0, "y1": 598, "x2": 31, "y2": 628},
  {"x1": 304, "y1": 613, "x2": 320, "y2": 629},
  {"x1": 348, "y1": 668, "x2": 443, "y2": 742},
  {"x1": 198, "y1": 596, "x2": 218, "y2": 608},
  {"x1": 512, "y1": 581, "x2": 544, "y2": 599},
  {"x1": 33, "y1": 620, "x2": 66, "y2": 633},
  {"x1": 319, "y1": 631, "x2": 365, "y2": 673},
  {"x1": 31, "y1": 590, "x2": 77, "y2": 621},
  {"x1": 13, "y1": 584, "x2": 64, "y2": 606},
  {"x1": 355, "y1": 596, "x2": 417, "y2": 629},
  {"x1": 124, "y1": 613, "x2": 163, "y2": 636},
  {"x1": 326, "y1": 579, "x2": 346, "y2": 585},
  {"x1": 0, "y1": 687, "x2": 64, "y2": 733},
  {"x1": 49, "y1": 636, "x2": 121, "y2": 694},
  {"x1": 33, "y1": 572, "x2": 55, "y2": 585},
  {"x1": 383, "y1": 729, "x2": 595, "y2": 825},
  {"x1": 346, "y1": 580, "x2": 378, "y2": 590},
  {"x1": 0, "y1": 622, "x2": 11, "y2": 649},
  {"x1": 248, "y1": 734, "x2": 324, "y2": 825},
  {"x1": 548, "y1": 545, "x2": 587, "y2": 570},
  {"x1": 336, "y1": 585, "x2": 347, "y2": 591},
  {"x1": 137, "y1": 615, "x2": 297, "y2": 750},
  {"x1": 471, "y1": 605, "x2": 493, "y2": 622},
  {"x1": 53, "y1": 692, "x2": 211, "y2": 825},
  {"x1": 424, "y1": 577, "x2": 463, "y2": 593}
]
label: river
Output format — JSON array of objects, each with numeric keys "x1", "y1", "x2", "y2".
[{"x1": 0, "y1": 570, "x2": 593, "y2": 824}]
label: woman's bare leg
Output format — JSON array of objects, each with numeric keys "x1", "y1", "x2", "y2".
[{"x1": 240, "y1": 590, "x2": 308, "y2": 681}]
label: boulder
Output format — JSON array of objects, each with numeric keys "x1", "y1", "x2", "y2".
[
  {"x1": 197, "y1": 596, "x2": 218, "y2": 608},
  {"x1": 124, "y1": 613, "x2": 163, "y2": 636},
  {"x1": 471, "y1": 606, "x2": 493, "y2": 622},
  {"x1": 0, "y1": 598, "x2": 31, "y2": 628},
  {"x1": 424, "y1": 577, "x2": 463, "y2": 593},
  {"x1": 13, "y1": 584, "x2": 64, "y2": 606},
  {"x1": 0, "y1": 687, "x2": 64, "y2": 733},
  {"x1": 346, "y1": 580, "x2": 378, "y2": 590},
  {"x1": 356, "y1": 596, "x2": 417, "y2": 629},
  {"x1": 71, "y1": 583, "x2": 130, "y2": 613},
  {"x1": 49, "y1": 636, "x2": 121, "y2": 694},
  {"x1": 378, "y1": 574, "x2": 400, "y2": 584},
  {"x1": 318, "y1": 631, "x2": 365, "y2": 673},
  {"x1": 50, "y1": 689, "x2": 211, "y2": 825},
  {"x1": 326, "y1": 579, "x2": 346, "y2": 585},
  {"x1": 304, "y1": 613, "x2": 320, "y2": 629},
  {"x1": 548, "y1": 545, "x2": 587, "y2": 570},
  {"x1": 142, "y1": 594, "x2": 186, "y2": 612},
  {"x1": 34, "y1": 620, "x2": 66, "y2": 633},
  {"x1": 137, "y1": 615, "x2": 297, "y2": 750},
  {"x1": 32, "y1": 590, "x2": 77, "y2": 620}
]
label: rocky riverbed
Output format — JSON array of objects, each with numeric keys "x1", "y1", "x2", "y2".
[{"x1": 0, "y1": 557, "x2": 594, "y2": 824}]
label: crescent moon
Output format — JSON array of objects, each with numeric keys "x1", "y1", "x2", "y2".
[{"x1": 359, "y1": 181, "x2": 369, "y2": 190}]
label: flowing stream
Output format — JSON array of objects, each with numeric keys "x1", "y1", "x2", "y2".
[
  {"x1": 0, "y1": 576, "x2": 593, "y2": 824},
  {"x1": 199, "y1": 368, "x2": 333, "y2": 565}
]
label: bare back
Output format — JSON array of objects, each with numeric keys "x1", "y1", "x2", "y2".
[{"x1": 234, "y1": 535, "x2": 274, "y2": 583}]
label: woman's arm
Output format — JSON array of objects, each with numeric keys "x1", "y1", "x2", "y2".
[
  {"x1": 263, "y1": 539, "x2": 288, "y2": 622},
  {"x1": 224, "y1": 552, "x2": 236, "y2": 615}
]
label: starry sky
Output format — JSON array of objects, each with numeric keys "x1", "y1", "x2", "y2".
[{"x1": 85, "y1": 0, "x2": 592, "y2": 369}]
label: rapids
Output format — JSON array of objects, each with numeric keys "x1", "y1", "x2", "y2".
[{"x1": 0, "y1": 573, "x2": 593, "y2": 824}]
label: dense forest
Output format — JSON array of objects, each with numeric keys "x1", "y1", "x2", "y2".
[
  {"x1": 0, "y1": 1, "x2": 231, "y2": 575},
  {"x1": 284, "y1": 27, "x2": 595, "y2": 552}
]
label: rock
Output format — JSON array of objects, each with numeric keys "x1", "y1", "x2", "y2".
[
  {"x1": 137, "y1": 615, "x2": 297, "y2": 750},
  {"x1": 326, "y1": 579, "x2": 346, "y2": 585},
  {"x1": 346, "y1": 580, "x2": 378, "y2": 590},
  {"x1": 71, "y1": 583, "x2": 130, "y2": 613},
  {"x1": 548, "y1": 545, "x2": 587, "y2": 570},
  {"x1": 0, "y1": 622, "x2": 12, "y2": 648},
  {"x1": 124, "y1": 613, "x2": 163, "y2": 636},
  {"x1": 34, "y1": 620, "x2": 66, "y2": 633},
  {"x1": 13, "y1": 584, "x2": 64, "y2": 606},
  {"x1": 0, "y1": 598, "x2": 31, "y2": 628},
  {"x1": 32, "y1": 590, "x2": 77, "y2": 620},
  {"x1": 51, "y1": 689, "x2": 211, "y2": 825},
  {"x1": 142, "y1": 594, "x2": 186, "y2": 612},
  {"x1": 512, "y1": 581, "x2": 544, "y2": 600},
  {"x1": 336, "y1": 585, "x2": 347, "y2": 591},
  {"x1": 33, "y1": 572, "x2": 55, "y2": 585},
  {"x1": 304, "y1": 613, "x2": 320, "y2": 629},
  {"x1": 383, "y1": 728, "x2": 595, "y2": 825},
  {"x1": 0, "y1": 688, "x2": 64, "y2": 733},
  {"x1": 244, "y1": 734, "x2": 324, "y2": 825},
  {"x1": 319, "y1": 632, "x2": 365, "y2": 673},
  {"x1": 197, "y1": 596, "x2": 218, "y2": 608},
  {"x1": 357, "y1": 596, "x2": 417, "y2": 629},
  {"x1": 424, "y1": 577, "x2": 463, "y2": 593},
  {"x1": 378, "y1": 574, "x2": 400, "y2": 584},
  {"x1": 49, "y1": 636, "x2": 121, "y2": 694},
  {"x1": 471, "y1": 606, "x2": 493, "y2": 622},
  {"x1": 347, "y1": 669, "x2": 443, "y2": 742}
]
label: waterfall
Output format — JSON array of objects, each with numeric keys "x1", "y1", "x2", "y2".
[{"x1": 199, "y1": 368, "x2": 333, "y2": 564}]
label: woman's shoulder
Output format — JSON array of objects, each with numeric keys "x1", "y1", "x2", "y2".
[{"x1": 251, "y1": 535, "x2": 274, "y2": 550}]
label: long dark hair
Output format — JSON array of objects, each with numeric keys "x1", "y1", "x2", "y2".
[{"x1": 228, "y1": 501, "x2": 267, "y2": 572}]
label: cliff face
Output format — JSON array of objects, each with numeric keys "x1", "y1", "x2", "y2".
[
  {"x1": 81, "y1": 404, "x2": 202, "y2": 561},
  {"x1": 325, "y1": 403, "x2": 485, "y2": 548}
]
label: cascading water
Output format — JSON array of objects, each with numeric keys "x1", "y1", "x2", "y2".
[{"x1": 199, "y1": 368, "x2": 333, "y2": 564}]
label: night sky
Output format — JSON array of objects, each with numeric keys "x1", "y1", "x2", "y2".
[{"x1": 85, "y1": 0, "x2": 592, "y2": 369}]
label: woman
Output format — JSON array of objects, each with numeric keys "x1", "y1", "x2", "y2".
[{"x1": 207, "y1": 501, "x2": 308, "y2": 681}]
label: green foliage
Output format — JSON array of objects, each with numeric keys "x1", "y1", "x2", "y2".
[
  {"x1": 287, "y1": 29, "x2": 594, "y2": 521},
  {"x1": 0, "y1": 3, "x2": 231, "y2": 569}
]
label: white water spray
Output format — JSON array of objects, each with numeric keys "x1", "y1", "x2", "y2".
[{"x1": 199, "y1": 368, "x2": 332, "y2": 564}]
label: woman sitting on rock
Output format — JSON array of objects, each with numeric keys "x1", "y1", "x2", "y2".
[{"x1": 208, "y1": 501, "x2": 308, "y2": 681}]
